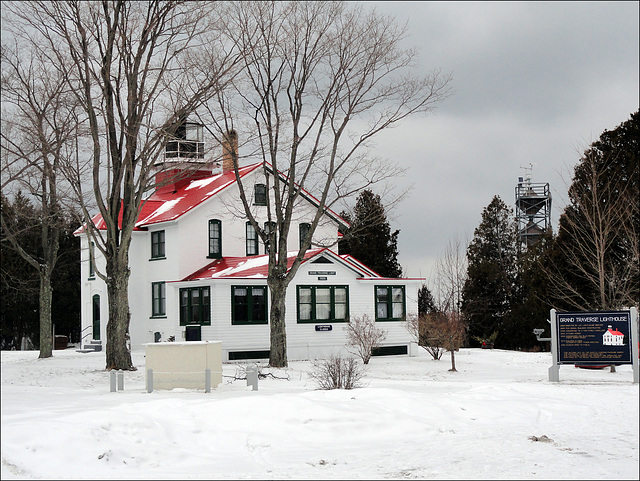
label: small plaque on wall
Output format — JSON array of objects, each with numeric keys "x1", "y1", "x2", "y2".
[{"x1": 315, "y1": 325, "x2": 332, "y2": 332}]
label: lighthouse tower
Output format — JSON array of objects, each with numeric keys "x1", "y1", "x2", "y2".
[{"x1": 153, "y1": 115, "x2": 222, "y2": 195}]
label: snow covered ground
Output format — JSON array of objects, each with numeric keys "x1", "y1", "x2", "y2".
[{"x1": 1, "y1": 347, "x2": 638, "y2": 480}]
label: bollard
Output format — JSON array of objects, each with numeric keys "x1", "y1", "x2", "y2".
[
  {"x1": 117, "y1": 370, "x2": 124, "y2": 391},
  {"x1": 246, "y1": 364, "x2": 258, "y2": 391},
  {"x1": 205, "y1": 368, "x2": 211, "y2": 393},
  {"x1": 147, "y1": 368, "x2": 153, "y2": 393},
  {"x1": 110, "y1": 370, "x2": 116, "y2": 392}
]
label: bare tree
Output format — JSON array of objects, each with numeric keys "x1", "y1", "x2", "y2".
[
  {"x1": 344, "y1": 314, "x2": 387, "y2": 365},
  {"x1": 434, "y1": 237, "x2": 468, "y2": 371},
  {"x1": 547, "y1": 148, "x2": 639, "y2": 311},
  {"x1": 201, "y1": 1, "x2": 452, "y2": 367},
  {"x1": 0, "y1": 39, "x2": 80, "y2": 358},
  {"x1": 4, "y1": 1, "x2": 239, "y2": 369}
]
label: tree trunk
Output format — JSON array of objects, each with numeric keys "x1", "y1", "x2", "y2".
[
  {"x1": 268, "y1": 277, "x2": 288, "y2": 368},
  {"x1": 105, "y1": 260, "x2": 134, "y2": 371},
  {"x1": 449, "y1": 349, "x2": 457, "y2": 372},
  {"x1": 38, "y1": 266, "x2": 53, "y2": 359}
]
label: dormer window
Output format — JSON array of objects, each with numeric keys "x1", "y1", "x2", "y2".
[
  {"x1": 254, "y1": 184, "x2": 267, "y2": 206},
  {"x1": 208, "y1": 219, "x2": 222, "y2": 258}
]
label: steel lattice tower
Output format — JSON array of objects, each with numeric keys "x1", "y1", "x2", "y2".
[{"x1": 515, "y1": 165, "x2": 552, "y2": 248}]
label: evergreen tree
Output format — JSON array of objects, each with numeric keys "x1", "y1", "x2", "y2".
[
  {"x1": 547, "y1": 110, "x2": 639, "y2": 310},
  {"x1": 339, "y1": 190, "x2": 403, "y2": 277},
  {"x1": 418, "y1": 284, "x2": 437, "y2": 316},
  {"x1": 462, "y1": 195, "x2": 519, "y2": 347},
  {"x1": 507, "y1": 232, "x2": 554, "y2": 351},
  {"x1": 1, "y1": 193, "x2": 40, "y2": 349},
  {"x1": 1, "y1": 193, "x2": 80, "y2": 350}
]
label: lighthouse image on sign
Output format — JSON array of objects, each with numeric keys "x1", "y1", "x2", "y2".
[{"x1": 602, "y1": 325, "x2": 625, "y2": 346}]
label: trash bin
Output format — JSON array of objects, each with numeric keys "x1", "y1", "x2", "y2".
[{"x1": 54, "y1": 335, "x2": 69, "y2": 350}]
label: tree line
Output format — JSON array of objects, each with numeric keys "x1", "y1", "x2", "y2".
[{"x1": 418, "y1": 110, "x2": 639, "y2": 354}]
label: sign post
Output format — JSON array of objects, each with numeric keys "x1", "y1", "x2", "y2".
[{"x1": 548, "y1": 307, "x2": 638, "y2": 383}]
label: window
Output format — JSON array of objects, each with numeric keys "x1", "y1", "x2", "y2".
[
  {"x1": 297, "y1": 285, "x2": 349, "y2": 323},
  {"x1": 88, "y1": 241, "x2": 95, "y2": 278},
  {"x1": 375, "y1": 285, "x2": 405, "y2": 321},
  {"x1": 179, "y1": 286, "x2": 210, "y2": 325},
  {"x1": 246, "y1": 222, "x2": 258, "y2": 256},
  {"x1": 299, "y1": 223, "x2": 311, "y2": 250},
  {"x1": 152, "y1": 282, "x2": 166, "y2": 317},
  {"x1": 232, "y1": 286, "x2": 268, "y2": 325},
  {"x1": 208, "y1": 219, "x2": 222, "y2": 258},
  {"x1": 264, "y1": 221, "x2": 277, "y2": 254},
  {"x1": 151, "y1": 230, "x2": 165, "y2": 259},
  {"x1": 92, "y1": 294, "x2": 101, "y2": 340},
  {"x1": 254, "y1": 183, "x2": 267, "y2": 206}
]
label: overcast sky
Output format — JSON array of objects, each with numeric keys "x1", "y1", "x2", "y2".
[{"x1": 358, "y1": 1, "x2": 639, "y2": 282}]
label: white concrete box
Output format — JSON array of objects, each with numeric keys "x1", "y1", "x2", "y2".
[{"x1": 144, "y1": 341, "x2": 222, "y2": 391}]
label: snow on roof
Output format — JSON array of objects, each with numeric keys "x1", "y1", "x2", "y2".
[
  {"x1": 136, "y1": 197, "x2": 185, "y2": 225},
  {"x1": 75, "y1": 163, "x2": 261, "y2": 234},
  {"x1": 75, "y1": 160, "x2": 353, "y2": 235},
  {"x1": 137, "y1": 164, "x2": 260, "y2": 227},
  {"x1": 181, "y1": 249, "x2": 325, "y2": 281}
]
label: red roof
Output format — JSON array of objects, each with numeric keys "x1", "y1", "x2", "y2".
[
  {"x1": 606, "y1": 328, "x2": 624, "y2": 336},
  {"x1": 137, "y1": 164, "x2": 260, "y2": 227},
  {"x1": 75, "y1": 161, "x2": 349, "y2": 234},
  {"x1": 177, "y1": 248, "x2": 404, "y2": 281},
  {"x1": 180, "y1": 248, "x2": 326, "y2": 281}
]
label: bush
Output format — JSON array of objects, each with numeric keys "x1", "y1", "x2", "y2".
[
  {"x1": 309, "y1": 354, "x2": 364, "y2": 390},
  {"x1": 405, "y1": 315, "x2": 444, "y2": 360},
  {"x1": 344, "y1": 314, "x2": 387, "y2": 364}
]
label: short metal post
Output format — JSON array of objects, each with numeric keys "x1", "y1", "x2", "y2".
[
  {"x1": 117, "y1": 370, "x2": 124, "y2": 391},
  {"x1": 246, "y1": 364, "x2": 258, "y2": 391},
  {"x1": 147, "y1": 368, "x2": 153, "y2": 393},
  {"x1": 630, "y1": 307, "x2": 639, "y2": 384},
  {"x1": 548, "y1": 309, "x2": 560, "y2": 382},
  {"x1": 205, "y1": 368, "x2": 211, "y2": 393},
  {"x1": 110, "y1": 370, "x2": 116, "y2": 392}
]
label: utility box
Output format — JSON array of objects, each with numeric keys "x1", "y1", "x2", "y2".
[
  {"x1": 144, "y1": 341, "x2": 222, "y2": 391},
  {"x1": 185, "y1": 324, "x2": 201, "y2": 341}
]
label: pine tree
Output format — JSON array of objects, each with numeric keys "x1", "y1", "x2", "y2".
[
  {"x1": 1, "y1": 193, "x2": 40, "y2": 349},
  {"x1": 339, "y1": 190, "x2": 403, "y2": 277},
  {"x1": 418, "y1": 284, "x2": 437, "y2": 316},
  {"x1": 547, "y1": 110, "x2": 639, "y2": 310},
  {"x1": 1, "y1": 193, "x2": 81, "y2": 350},
  {"x1": 462, "y1": 195, "x2": 519, "y2": 347}
]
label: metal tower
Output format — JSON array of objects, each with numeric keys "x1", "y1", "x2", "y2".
[{"x1": 515, "y1": 164, "x2": 551, "y2": 248}]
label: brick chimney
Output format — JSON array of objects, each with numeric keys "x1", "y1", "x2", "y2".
[{"x1": 222, "y1": 130, "x2": 238, "y2": 173}]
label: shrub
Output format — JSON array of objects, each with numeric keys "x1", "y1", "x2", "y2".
[
  {"x1": 309, "y1": 354, "x2": 364, "y2": 390},
  {"x1": 344, "y1": 314, "x2": 387, "y2": 364},
  {"x1": 405, "y1": 314, "x2": 444, "y2": 360}
]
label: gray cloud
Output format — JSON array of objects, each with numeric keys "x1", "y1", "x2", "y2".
[{"x1": 359, "y1": 1, "x2": 639, "y2": 281}]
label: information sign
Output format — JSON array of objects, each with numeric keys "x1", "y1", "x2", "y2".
[
  {"x1": 556, "y1": 311, "x2": 632, "y2": 365},
  {"x1": 315, "y1": 325, "x2": 332, "y2": 332}
]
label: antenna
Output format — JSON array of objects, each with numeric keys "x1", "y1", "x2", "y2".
[{"x1": 520, "y1": 163, "x2": 535, "y2": 183}]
